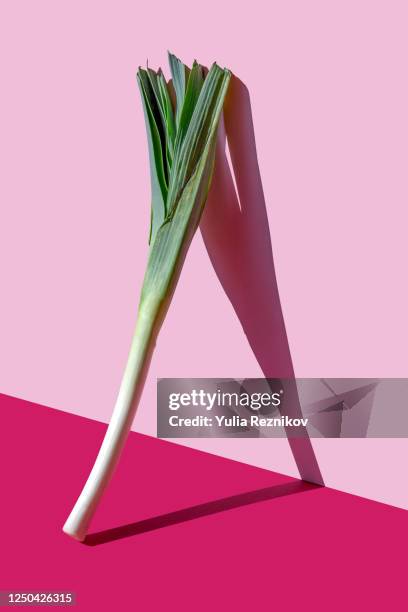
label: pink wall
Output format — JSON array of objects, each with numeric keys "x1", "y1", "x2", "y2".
[{"x1": 1, "y1": 1, "x2": 407, "y2": 508}]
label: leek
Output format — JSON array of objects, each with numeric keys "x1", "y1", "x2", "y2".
[{"x1": 63, "y1": 53, "x2": 231, "y2": 541}]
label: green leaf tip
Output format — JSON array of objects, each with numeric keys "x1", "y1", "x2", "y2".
[{"x1": 137, "y1": 53, "x2": 231, "y2": 247}]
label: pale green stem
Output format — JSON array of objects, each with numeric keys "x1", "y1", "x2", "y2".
[{"x1": 62, "y1": 296, "x2": 161, "y2": 541}]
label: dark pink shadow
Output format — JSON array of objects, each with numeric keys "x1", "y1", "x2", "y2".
[
  {"x1": 85, "y1": 481, "x2": 319, "y2": 545},
  {"x1": 200, "y1": 76, "x2": 324, "y2": 484}
]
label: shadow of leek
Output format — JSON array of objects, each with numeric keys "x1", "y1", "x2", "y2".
[
  {"x1": 84, "y1": 480, "x2": 320, "y2": 546},
  {"x1": 200, "y1": 75, "x2": 324, "y2": 484}
]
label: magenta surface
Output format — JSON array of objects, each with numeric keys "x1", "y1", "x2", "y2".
[{"x1": 1, "y1": 393, "x2": 406, "y2": 610}]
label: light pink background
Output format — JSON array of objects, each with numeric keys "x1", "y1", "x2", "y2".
[{"x1": 1, "y1": 1, "x2": 407, "y2": 508}]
